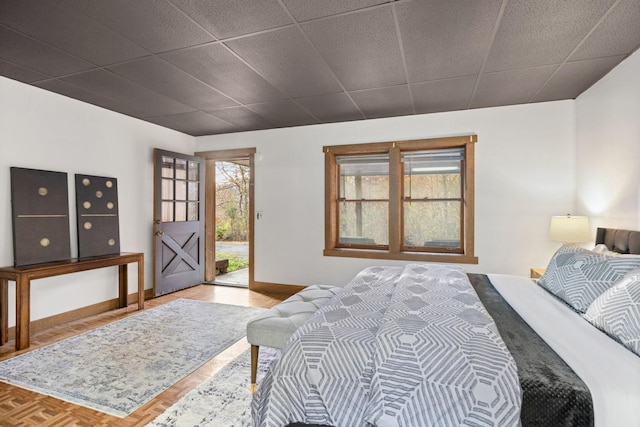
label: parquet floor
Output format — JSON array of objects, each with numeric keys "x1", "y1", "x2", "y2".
[{"x1": 0, "y1": 284, "x2": 295, "y2": 427}]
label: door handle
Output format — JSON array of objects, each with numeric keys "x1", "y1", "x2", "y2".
[{"x1": 156, "y1": 231, "x2": 164, "y2": 237}]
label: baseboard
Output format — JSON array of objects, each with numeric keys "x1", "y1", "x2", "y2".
[
  {"x1": 4, "y1": 289, "x2": 152, "y2": 340},
  {"x1": 250, "y1": 281, "x2": 306, "y2": 295}
]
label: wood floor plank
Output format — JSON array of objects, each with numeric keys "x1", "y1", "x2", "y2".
[{"x1": 0, "y1": 284, "x2": 294, "y2": 426}]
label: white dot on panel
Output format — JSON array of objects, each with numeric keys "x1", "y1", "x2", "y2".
[
  {"x1": 108, "y1": 239, "x2": 116, "y2": 246},
  {"x1": 38, "y1": 187, "x2": 48, "y2": 196},
  {"x1": 83, "y1": 201, "x2": 91, "y2": 209},
  {"x1": 106, "y1": 180, "x2": 113, "y2": 188},
  {"x1": 84, "y1": 222, "x2": 92, "y2": 230},
  {"x1": 40, "y1": 238, "x2": 50, "y2": 247},
  {"x1": 96, "y1": 190, "x2": 103, "y2": 198},
  {"x1": 107, "y1": 202, "x2": 114, "y2": 209},
  {"x1": 82, "y1": 178, "x2": 90, "y2": 186}
]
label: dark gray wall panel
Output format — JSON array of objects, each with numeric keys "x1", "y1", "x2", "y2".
[{"x1": 10, "y1": 168, "x2": 71, "y2": 266}]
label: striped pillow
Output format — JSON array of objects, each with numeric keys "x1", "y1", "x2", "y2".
[
  {"x1": 584, "y1": 271, "x2": 640, "y2": 357},
  {"x1": 538, "y1": 245, "x2": 640, "y2": 313}
]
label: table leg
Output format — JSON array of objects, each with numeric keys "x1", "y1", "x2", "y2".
[
  {"x1": 137, "y1": 256, "x2": 144, "y2": 310},
  {"x1": 0, "y1": 278, "x2": 7, "y2": 345},
  {"x1": 15, "y1": 276, "x2": 30, "y2": 350},
  {"x1": 118, "y1": 264, "x2": 128, "y2": 308}
]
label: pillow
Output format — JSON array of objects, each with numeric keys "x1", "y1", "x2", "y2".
[
  {"x1": 591, "y1": 243, "x2": 640, "y2": 257},
  {"x1": 592, "y1": 243, "x2": 611, "y2": 254},
  {"x1": 583, "y1": 271, "x2": 640, "y2": 357},
  {"x1": 538, "y1": 244, "x2": 640, "y2": 313}
]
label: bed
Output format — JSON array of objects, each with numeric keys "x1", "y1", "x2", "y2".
[{"x1": 252, "y1": 227, "x2": 640, "y2": 426}]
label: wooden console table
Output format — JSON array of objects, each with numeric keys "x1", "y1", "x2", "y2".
[{"x1": 0, "y1": 252, "x2": 144, "y2": 350}]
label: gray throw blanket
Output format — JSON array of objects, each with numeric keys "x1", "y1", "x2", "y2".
[{"x1": 253, "y1": 264, "x2": 522, "y2": 426}]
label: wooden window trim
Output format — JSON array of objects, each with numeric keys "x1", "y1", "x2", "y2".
[{"x1": 324, "y1": 135, "x2": 478, "y2": 265}]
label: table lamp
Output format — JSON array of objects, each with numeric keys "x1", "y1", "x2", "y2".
[{"x1": 549, "y1": 214, "x2": 590, "y2": 243}]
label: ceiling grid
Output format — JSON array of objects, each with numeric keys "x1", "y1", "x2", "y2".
[{"x1": 0, "y1": 0, "x2": 638, "y2": 136}]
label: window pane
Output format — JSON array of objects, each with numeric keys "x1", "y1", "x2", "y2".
[
  {"x1": 404, "y1": 171, "x2": 461, "y2": 199},
  {"x1": 161, "y1": 179, "x2": 173, "y2": 200},
  {"x1": 162, "y1": 156, "x2": 174, "y2": 178},
  {"x1": 188, "y1": 161, "x2": 199, "y2": 180},
  {"x1": 175, "y1": 159, "x2": 187, "y2": 180},
  {"x1": 403, "y1": 201, "x2": 460, "y2": 248},
  {"x1": 338, "y1": 155, "x2": 389, "y2": 200},
  {"x1": 339, "y1": 201, "x2": 388, "y2": 245},
  {"x1": 403, "y1": 149, "x2": 462, "y2": 199},
  {"x1": 341, "y1": 174, "x2": 389, "y2": 200},
  {"x1": 175, "y1": 202, "x2": 187, "y2": 222},
  {"x1": 187, "y1": 202, "x2": 199, "y2": 221},
  {"x1": 188, "y1": 182, "x2": 199, "y2": 201},
  {"x1": 175, "y1": 181, "x2": 187, "y2": 200},
  {"x1": 162, "y1": 202, "x2": 174, "y2": 222}
]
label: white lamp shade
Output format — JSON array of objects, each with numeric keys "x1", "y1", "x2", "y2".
[{"x1": 550, "y1": 215, "x2": 590, "y2": 243}]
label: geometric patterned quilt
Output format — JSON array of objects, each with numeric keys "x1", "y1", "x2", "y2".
[{"x1": 252, "y1": 264, "x2": 522, "y2": 426}]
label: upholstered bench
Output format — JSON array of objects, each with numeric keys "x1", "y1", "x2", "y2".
[{"x1": 247, "y1": 284, "x2": 340, "y2": 391}]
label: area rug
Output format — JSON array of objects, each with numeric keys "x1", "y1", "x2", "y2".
[
  {"x1": 148, "y1": 346, "x2": 279, "y2": 427},
  {"x1": 0, "y1": 299, "x2": 264, "y2": 418}
]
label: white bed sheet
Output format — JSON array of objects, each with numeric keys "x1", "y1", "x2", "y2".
[{"x1": 489, "y1": 274, "x2": 640, "y2": 427}]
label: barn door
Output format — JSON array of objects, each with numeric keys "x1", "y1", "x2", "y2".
[{"x1": 153, "y1": 149, "x2": 204, "y2": 296}]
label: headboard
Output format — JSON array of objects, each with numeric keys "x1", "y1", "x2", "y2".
[{"x1": 595, "y1": 227, "x2": 640, "y2": 254}]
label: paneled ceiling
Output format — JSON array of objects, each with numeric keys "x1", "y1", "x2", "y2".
[{"x1": 1, "y1": 0, "x2": 639, "y2": 136}]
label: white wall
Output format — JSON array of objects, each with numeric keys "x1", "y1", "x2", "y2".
[
  {"x1": 197, "y1": 101, "x2": 575, "y2": 286},
  {"x1": 575, "y1": 49, "x2": 640, "y2": 230},
  {"x1": 0, "y1": 76, "x2": 195, "y2": 326}
]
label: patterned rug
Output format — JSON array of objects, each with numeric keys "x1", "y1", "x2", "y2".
[
  {"x1": 148, "y1": 346, "x2": 279, "y2": 427},
  {"x1": 0, "y1": 299, "x2": 264, "y2": 417}
]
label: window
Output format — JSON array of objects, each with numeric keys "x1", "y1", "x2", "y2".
[
  {"x1": 324, "y1": 135, "x2": 477, "y2": 264},
  {"x1": 161, "y1": 155, "x2": 200, "y2": 222}
]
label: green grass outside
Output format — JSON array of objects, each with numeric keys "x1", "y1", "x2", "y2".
[{"x1": 215, "y1": 252, "x2": 249, "y2": 273}]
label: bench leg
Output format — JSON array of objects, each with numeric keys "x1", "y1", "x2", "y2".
[{"x1": 251, "y1": 344, "x2": 259, "y2": 393}]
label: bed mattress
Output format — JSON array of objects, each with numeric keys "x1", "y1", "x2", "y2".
[
  {"x1": 470, "y1": 274, "x2": 593, "y2": 426},
  {"x1": 489, "y1": 273, "x2": 640, "y2": 427}
]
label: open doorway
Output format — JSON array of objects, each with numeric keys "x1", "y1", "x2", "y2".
[
  {"x1": 196, "y1": 148, "x2": 255, "y2": 289},
  {"x1": 214, "y1": 159, "x2": 249, "y2": 287}
]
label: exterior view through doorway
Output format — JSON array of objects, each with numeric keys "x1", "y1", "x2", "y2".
[
  {"x1": 196, "y1": 148, "x2": 255, "y2": 288},
  {"x1": 214, "y1": 159, "x2": 249, "y2": 287}
]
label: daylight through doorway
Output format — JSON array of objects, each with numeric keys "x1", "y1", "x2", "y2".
[{"x1": 214, "y1": 159, "x2": 249, "y2": 287}]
